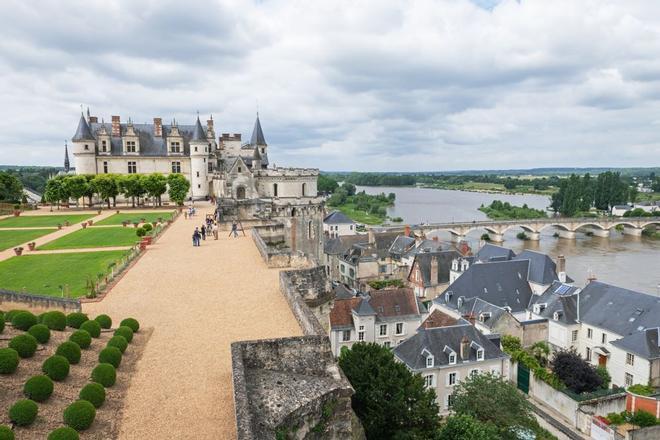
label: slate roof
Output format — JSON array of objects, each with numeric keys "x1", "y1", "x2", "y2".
[
  {"x1": 333, "y1": 284, "x2": 355, "y2": 300},
  {"x1": 513, "y1": 250, "x2": 560, "y2": 286},
  {"x1": 611, "y1": 328, "x2": 660, "y2": 360},
  {"x1": 474, "y1": 243, "x2": 515, "y2": 263},
  {"x1": 72, "y1": 114, "x2": 95, "y2": 141},
  {"x1": 393, "y1": 324, "x2": 508, "y2": 370},
  {"x1": 324, "y1": 211, "x2": 355, "y2": 225},
  {"x1": 410, "y1": 251, "x2": 461, "y2": 287},
  {"x1": 530, "y1": 281, "x2": 580, "y2": 325},
  {"x1": 389, "y1": 235, "x2": 416, "y2": 256},
  {"x1": 192, "y1": 116, "x2": 206, "y2": 141},
  {"x1": 408, "y1": 239, "x2": 451, "y2": 256},
  {"x1": 323, "y1": 235, "x2": 367, "y2": 255},
  {"x1": 338, "y1": 232, "x2": 399, "y2": 262},
  {"x1": 250, "y1": 115, "x2": 267, "y2": 145},
  {"x1": 329, "y1": 288, "x2": 425, "y2": 329}
]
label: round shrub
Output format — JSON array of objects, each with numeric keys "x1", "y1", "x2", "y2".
[
  {"x1": 79, "y1": 383, "x2": 105, "y2": 408},
  {"x1": 98, "y1": 347, "x2": 122, "y2": 368},
  {"x1": 56, "y1": 342, "x2": 81, "y2": 365},
  {"x1": 66, "y1": 313, "x2": 88, "y2": 329},
  {"x1": 11, "y1": 312, "x2": 37, "y2": 331},
  {"x1": 43, "y1": 311, "x2": 67, "y2": 331},
  {"x1": 69, "y1": 330, "x2": 92, "y2": 349},
  {"x1": 23, "y1": 375, "x2": 54, "y2": 402},
  {"x1": 37, "y1": 312, "x2": 47, "y2": 323},
  {"x1": 63, "y1": 400, "x2": 96, "y2": 431},
  {"x1": 91, "y1": 363, "x2": 116, "y2": 387},
  {"x1": 79, "y1": 320, "x2": 101, "y2": 338},
  {"x1": 142, "y1": 223, "x2": 153, "y2": 232},
  {"x1": 114, "y1": 326, "x2": 133, "y2": 343},
  {"x1": 0, "y1": 425, "x2": 14, "y2": 440},
  {"x1": 8, "y1": 399, "x2": 38, "y2": 427},
  {"x1": 107, "y1": 335, "x2": 128, "y2": 354},
  {"x1": 28, "y1": 324, "x2": 51, "y2": 344},
  {"x1": 42, "y1": 355, "x2": 70, "y2": 381},
  {"x1": 0, "y1": 348, "x2": 19, "y2": 374},
  {"x1": 94, "y1": 314, "x2": 112, "y2": 329},
  {"x1": 47, "y1": 427, "x2": 79, "y2": 440},
  {"x1": 9, "y1": 334, "x2": 38, "y2": 358},
  {"x1": 119, "y1": 318, "x2": 139, "y2": 333},
  {"x1": 4, "y1": 310, "x2": 27, "y2": 323}
]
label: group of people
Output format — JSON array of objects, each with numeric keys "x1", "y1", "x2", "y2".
[{"x1": 191, "y1": 215, "x2": 241, "y2": 246}]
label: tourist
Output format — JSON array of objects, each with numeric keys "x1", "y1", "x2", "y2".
[
  {"x1": 230, "y1": 221, "x2": 239, "y2": 238},
  {"x1": 184, "y1": 210, "x2": 188, "y2": 220},
  {"x1": 201, "y1": 224, "x2": 206, "y2": 240},
  {"x1": 192, "y1": 228, "x2": 201, "y2": 247},
  {"x1": 213, "y1": 222, "x2": 219, "y2": 240}
]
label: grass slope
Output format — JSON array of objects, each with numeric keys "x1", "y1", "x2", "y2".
[
  {"x1": 95, "y1": 211, "x2": 174, "y2": 226},
  {"x1": 0, "y1": 250, "x2": 128, "y2": 297},
  {"x1": 39, "y1": 227, "x2": 140, "y2": 250},
  {"x1": 0, "y1": 214, "x2": 94, "y2": 228},
  {"x1": 335, "y1": 204, "x2": 384, "y2": 225},
  {"x1": 0, "y1": 229, "x2": 53, "y2": 251}
]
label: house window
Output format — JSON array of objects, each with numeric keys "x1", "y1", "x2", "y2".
[
  {"x1": 395, "y1": 323, "x2": 404, "y2": 335},
  {"x1": 470, "y1": 369, "x2": 480, "y2": 377},
  {"x1": 446, "y1": 394, "x2": 454, "y2": 409},
  {"x1": 383, "y1": 341, "x2": 391, "y2": 348},
  {"x1": 349, "y1": 268, "x2": 355, "y2": 277},
  {"x1": 127, "y1": 161, "x2": 137, "y2": 174},
  {"x1": 601, "y1": 333, "x2": 607, "y2": 344},
  {"x1": 476, "y1": 349, "x2": 484, "y2": 361},
  {"x1": 103, "y1": 161, "x2": 108, "y2": 173},
  {"x1": 379, "y1": 265, "x2": 387, "y2": 274},
  {"x1": 448, "y1": 372, "x2": 457, "y2": 386},
  {"x1": 586, "y1": 347, "x2": 592, "y2": 361},
  {"x1": 626, "y1": 353, "x2": 635, "y2": 366},
  {"x1": 170, "y1": 142, "x2": 181, "y2": 153},
  {"x1": 424, "y1": 375, "x2": 434, "y2": 388},
  {"x1": 379, "y1": 324, "x2": 387, "y2": 337},
  {"x1": 342, "y1": 330, "x2": 350, "y2": 342},
  {"x1": 426, "y1": 356, "x2": 434, "y2": 368},
  {"x1": 449, "y1": 354, "x2": 456, "y2": 364},
  {"x1": 625, "y1": 373, "x2": 634, "y2": 387},
  {"x1": 571, "y1": 330, "x2": 578, "y2": 342},
  {"x1": 126, "y1": 141, "x2": 136, "y2": 152},
  {"x1": 358, "y1": 331, "x2": 364, "y2": 341},
  {"x1": 172, "y1": 162, "x2": 181, "y2": 173},
  {"x1": 587, "y1": 328, "x2": 593, "y2": 339},
  {"x1": 102, "y1": 140, "x2": 107, "y2": 152},
  {"x1": 340, "y1": 265, "x2": 345, "y2": 273}
]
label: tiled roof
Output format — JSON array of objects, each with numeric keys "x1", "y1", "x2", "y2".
[
  {"x1": 369, "y1": 288, "x2": 419, "y2": 318},
  {"x1": 329, "y1": 298, "x2": 361, "y2": 328},
  {"x1": 420, "y1": 310, "x2": 459, "y2": 329}
]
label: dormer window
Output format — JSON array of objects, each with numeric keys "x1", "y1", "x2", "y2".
[
  {"x1": 449, "y1": 353, "x2": 456, "y2": 364},
  {"x1": 457, "y1": 297, "x2": 464, "y2": 308},
  {"x1": 479, "y1": 312, "x2": 491, "y2": 322},
  {"x1": 170, "y1": 142, "x2": 181, "y2": 153},
  {"x1": 553, "y1": 310, "x2": 563, "y2": 321},
  {"x1": 452, "y1": 260, "x2": 458, "y2": 271},
  {"x1": 533, "y1": 303, "x2": 547, "y2": 314},
  {"x1": 238, "y1": 166, "x2": 242, "y2": 173},
  {"x1": 126, "y1": 141, "x2": 136, "y2": 152},
  {"x1": 445, "y1": 291, "x2": 453, "y2": 302},
  {"x1": 101, "y1": 140, "x2": 107, "y2": 152},
  {"x1": 426, "y1": 355, "x2": 434, "y2": 368},
  {"x1": 477, "y1": 349, "x2": 484, "y2": 361}
]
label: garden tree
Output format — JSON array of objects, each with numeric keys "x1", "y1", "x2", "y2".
[
  {"x1": 62, "y1": 175, "x2": 89, "y2": 207},
  {"x1": 652, "y1": 177, "x2": 660, "y2": 192},
  {"x1": 338, "y1": 343, "x2": 440, "y2": 439},
  {"x1": 551, "y1": 349, "x2": 602, "y2": 394},
  {"x1": 530, "y1": 341, "x2": 551, "y2": 367},
  {"x1": 318, "y1": 174, "x2": 339, "y2": 194},
  {"x1": 341, "y1": 182, "x2": 356, "y2": 196},
  {"x1": 43, "y1": 176, "x2": 70, "y2": 208},
  {"x1": 326, "y1": 188, "x2": 348, "y2": 206},
  {"x1": 91, "y1": 174, "x2": 119, "y2": 209},
  {"x1": 167, "y1": 173, "x2": 191, "y2": 205},
  {"x1": 452, "y1": 373, "x2": 537, "y2": 439},
  {"x1": 142, "y1": 173, "x2": 168, "y2": 206},
  {"x1": 594, "y1": 171, "x2": 629, "y2": 210},
  {"x1": 437, "y1": 415, "x2": 499, "y2": 440},
  {"x1": 0, "y1": 171, "x2": 24, "y2": 202},
  {"x1": 119, "y1": 174, "x2": 146, "y2": 207},
  {"x1": 82, "y1": 174, "x2": 96, "y2": 207}
]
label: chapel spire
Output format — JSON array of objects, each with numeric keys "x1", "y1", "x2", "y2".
[{"x1": 250, "y1": 113, "x2": 267, "y2": 146}]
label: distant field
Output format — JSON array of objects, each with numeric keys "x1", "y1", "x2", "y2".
[
  {"x1": 95, "y1": 211, "x2": 174, "y2": 226},
  {"x1": 424, "y1": 181, "x2": 557, "y2": 196},
  {"x1": 0, "y1": 229, "x2": 53, "y2": 251},
  {"x1": 335, "y1": 204, "x2": 384, "y2": 225},
  {"x1": 39, "y1": 227, "x2": 140, "y2": 250},
  {"x1": 0, "y1": 250, "x2": 128, "y2": 297},
  {"x1": 0, "y1": 214, "x2": 94, "y2": 228}
]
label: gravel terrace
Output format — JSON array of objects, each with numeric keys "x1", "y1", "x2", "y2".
[{"x1": 84, "y1": 203, "x2": 303, "y2": 439}]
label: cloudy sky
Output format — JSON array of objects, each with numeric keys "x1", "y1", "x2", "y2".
[{"x1": 1, "y1": 0, "x2": 660, "y2": 171}]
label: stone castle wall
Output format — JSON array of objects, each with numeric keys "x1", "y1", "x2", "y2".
[{"x1": 0, "y1": 289, "x2": 82, "y2": 314}]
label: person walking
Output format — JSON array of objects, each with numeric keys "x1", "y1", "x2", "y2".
[
  {"x1": 201, "y1": 224, "x2": 206, "y2": 240},
  {"x1": 230, "y1": 221, "x2": 239, "y2": 238},
  {"x1": 213, "y1": 222, "x2": 219, "y2": 240},
  {"x1": 192, "y1": 228, "x2": 201, "y2": 247}
]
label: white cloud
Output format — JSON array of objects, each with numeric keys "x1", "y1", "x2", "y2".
[{"x1": 0, "y1": 0, "x2": 659, "y2": 171}]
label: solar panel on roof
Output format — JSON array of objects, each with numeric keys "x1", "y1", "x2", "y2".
[{"x1": 554, "y1": 284, "x2": 571, "y2": 295}]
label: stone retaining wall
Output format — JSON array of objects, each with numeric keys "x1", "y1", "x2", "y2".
[
  {"x1": 0, "y1": 289, "x2": 81, "y2": 313},
  {"x1": 279, "y1": 270, "x2": 327, "y2": 336}
]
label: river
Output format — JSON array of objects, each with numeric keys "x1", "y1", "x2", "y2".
[{"x1": 356, "y1": 186, "x2": 660, "y2": 295}]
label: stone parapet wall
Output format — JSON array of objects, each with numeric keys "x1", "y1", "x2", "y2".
[
  {"x1": 279, "y1": 270, "x2": 327, "y2": 336},
  {"x1": 0, "y1": 289, "x2": 81, "y2": 313}
]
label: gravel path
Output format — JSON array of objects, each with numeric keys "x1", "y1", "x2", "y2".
[{"x1": 84, "y1": 203, "x2": 302, "y2": 439}]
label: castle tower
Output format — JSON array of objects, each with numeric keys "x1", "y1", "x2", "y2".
[
  {"x1": 250, "y1": 113, "x2": 267, "y2": 159},
  {"x1": 252, "y1": 145, "x2": 262, "y2": 170},
  {"x1": 190, "y1": 115, "x2": 209, "y2": 199},
  {"x1": 71, "y1": 112, "x2": 96, "y2": 174}
]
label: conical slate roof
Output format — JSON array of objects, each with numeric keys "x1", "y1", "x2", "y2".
[
  {"x1": 72, "y1": 113, "x2": 95, "y2": 141},
  {"x1": 191, "y1": 116, "x2": 206, "y2": 141},
  {"x1": 250, "y1": 114, "x2": 267, "y2": 146},
  {"x1": 64, "y1": 142, "x2": 70, "y2": 172}
]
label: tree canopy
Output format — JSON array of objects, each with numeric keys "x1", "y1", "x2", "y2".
[
  {"x1": 551, "y1": 349, "x2": 603, "y2": 394},
  {"x1": 0, "y1": 171, "x2": 24, "y2": 203},
  {"x1": 167, "y1": 173, "x2": 191, "y2": 205}
]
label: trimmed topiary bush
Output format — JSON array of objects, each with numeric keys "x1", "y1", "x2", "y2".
[
  {"x1": 91, "y1": 363, "x2": 116, "y2": 387},
  {"x1": 69, "y1": 330, "x2": 92, "y2": 349},
  {"x1": 0, "y1": 348, "x2": 19, "y2": 374},
  {"x1": 42, "y1": 355, "x2": 70, "y2": 381},
  {"x1": 106, "y1": 335, "x2": 128, "y2": 354},
  {"x1": 119, "y1": 318, "x2": 139, "y2": 333},
  {"x1": 98, "y1": 347, "x2": 122, "y2": 368},
  {"x1": 4, "y1": 310, "x2": 27, "y2": 323},
  {"x1": 43, "y1": 311, "x2": 67, "y2": 331},
  {"x1": 94, "y1": 314, "x2": 112, "y2": 329},
  {"x1": 66, "y1": 313, "x2": 89, "y2": 329},
  {"x1": 8, "y1": 399, "x2": 38, "y2": 426},
  {"x1": 79, "y1": 382, "x2": 105, "y2": 408},
  {"x1": 0, "y1": 425, "x2": 14, "y2": 440},
  {"x1": 9, "y1": 334, "x2": 38, "y2": 358},
  {"x1": 114, "y1": 326, "x2": 133, "y2": 343},
  {"x1": 56, "y1": 342, "x2": 81, "y2": 365},
  {"x1": 63, "y1": 400, "x2": 96, "y2": 431},
  {"x1": 11, "y1": 311, "x2": 37, "y2": 331},
  {"x1": 28, "y1": 324, "x2": 51, "y2": 344},
  {"x1": 79, "y1": 320, "x2": 101, "y2": 338},
  {"x1": 23, "y1": 375, "x2": 54, "y2": 402},
  {"x1": 47, "y1": 427, "x2": 79, "y2": 440}
]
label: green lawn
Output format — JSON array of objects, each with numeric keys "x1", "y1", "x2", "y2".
[
  {"x1": 335, "y1": 204, "x2": 385, "y2": 225},
  {"x1": 0, "y1": 214, "x2": 94, "y2": 228},
  {"x1": 0, "y1": 229, "x2": 54, "y2": 251},
  {"x1": 94, "y1": 211, "x2": 174, "y2": 226},
  {"x1": 0, "y1": 250, "x2": 128, "y2": 297},
  {"x1": 39, "y1": 227, "x2": 142, "y2": 250}
]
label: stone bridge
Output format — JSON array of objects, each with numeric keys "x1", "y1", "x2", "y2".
[{"x1": 376, "y1": 217, "x2": 660, "y2": 242}]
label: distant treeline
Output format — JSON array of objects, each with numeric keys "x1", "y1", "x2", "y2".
[
  {"x1": 0, "y1": 167, "x2": 60, "y2": 194},
  {"x1": 325, "y1": 167, "x2": 660, "y2": 177},
  {"x1": 550, "y1": 172, "x2": 635, "y2": 216}
]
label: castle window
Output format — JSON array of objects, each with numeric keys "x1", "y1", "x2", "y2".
[
  {"x1": 198, "y1": 184, "x2": 201, "y2": 189},
  {"x1": 126, "y1": 141, "x2": 136, "y2": 153},
  {"x1": 273, "y1": 183, "x2": 278, "y2": 197},
  {"x1": 302, "y1": 183, "x2": 307, "y2": 196},
  {"x1": 102, "y1": 140, "x2": 107, "y2": 152},
  {"x1": 261, "y1": 148, "x2": 265, "y2": 154},
  {"x1": 172, "y1": 162, "x2": 181, "y2": 173},
  {"x1": 308, "y1": 221, "x2": 313, "y2": 239},
  {"x1": 238, "y1": 166, "x2": 242, "y2": 173},
  {"x1": 127, "y1": 161, "x2": 137, "y2": 174},
  {"x1": 194, "y1": 146, "x2": 198, "y2": 152},
  {"x1": 84, "y1": 144, "x2": 89, "y2": 150},
  {"x1": 203, "y1": 158, "x2": 206, "y2": 163},
  {"x1": 236, "y1": 186, "x2": 246, "y2": 200},
  {"x1": 103, "y1": 161, "x2": 108, "y2": 173},
  {"x1": 170, "y1": 142, "x2": 181, "y2": 153},
  {"x1": 196, "y1": 171, "x2": 199, "y2": 178}
]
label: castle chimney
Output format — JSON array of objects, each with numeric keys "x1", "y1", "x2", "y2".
[
  {"x1": 207, "y1": 118, "x2": 214, "y2": 129},
  {"x1": 430, "y1": 255, "x2": 439, "y2": 284},
  {"x1": 368, "y1": 230, "x2": 375, "y2": 244},
  {"x1": 111, "y1": 116, "x2": 121, "y2": 137},
  {"x1": 557, "y1": 255, "x2": 566, "y2": 283},
  {"x1": 153, "y1": 118, "x2": 162, "y2": 137},
  {"x1": 404, "y1": 225, "x2": 411, "y2": 237},
  {"x1": 460, "y1": 336, "x2": 470, "y2": 360},
  {"x1": 88, "y1": 116, "x2": 98, "y2": 124}
]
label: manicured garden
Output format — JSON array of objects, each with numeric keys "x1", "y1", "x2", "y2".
[
  {"x1": 0, "y1": 309, "x2": 145, "y2": 439},
  {"x1": 0, "y1": 251, "x2": 128, "y2": 297},
  {"x1": 0, "y1": 230, "x2": 53, "y2": 251},
  {"x1": 0, "y1": 215, "x2": 94, "y2": 228},
  {"x1": 38, "y1": 228, "x2": 141, "y2": 250},
  {"x1": 94, "y1": 211, "x2": 174, "y2": 226}
]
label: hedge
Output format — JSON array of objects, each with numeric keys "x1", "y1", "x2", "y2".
[
  {"x1": 63, "y1": 400, "x2": 96, "y2": 431},
  {"x1": 98, "y1": 347, "x2": 122, "y2": 368},
  {"x1": 114, "y1": 326, "x2": 134, "y2": 343},
  {"x1": 56, "y1": 342, "x2": 82, "y2": 365},
  {"x1": 69, "y1": 330, "x2": 92, "y2": 349},
  {"x1": 28, "y1": 324, "x2": 51, "y2": 344},
  {"x1": 80, "y1": 320, "x2": 101, "y2": 338},
  {"x1": 11, "y1": 312, "x2": 38, "y2": 331},
  {"x1": 79, "y1": 383, "x2": 106, "y2": 409},
  {"x1": 66, "y1": 313, "x2": 89, "y2": 329},
  {"x1": 9, "y1": 334, "x2": 38, "y2": 358},
  {"x1": 91, "y1": 363, "x2": 116, "y2": 387},
  {"x1": 94, "y1": 314, "x2": 112, "y2": 329},
  {"x1": 4, "y1": 310, "x2": 27, "y2": 323},
  {"x1": 119, "y1": 318, "x2": 140, "y2": 333},
  {"x1": 23, "y1": 375, "x2": 54, "y2": 402},
  {"x1": 107, "y1": 335, "x2": 128, "y2": 354},
  {"x1": 8, "y1": 399, "x2": 38, "y2": 427},
  {"x1": 43, "y1": 311, "x2": 67, "y2": 331},
  {"x1": 42, "y1": 355, "x2": 70, "y2": 381},
  {"x1": 0, "y1": 425, "x2": 13, "y2": 440},
  {"x1": 0, "y1": 348, "x2": 20, "y2": 374},
  {"x1": 47, "y1": 427, "x2": 79, "y2": 440}
]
